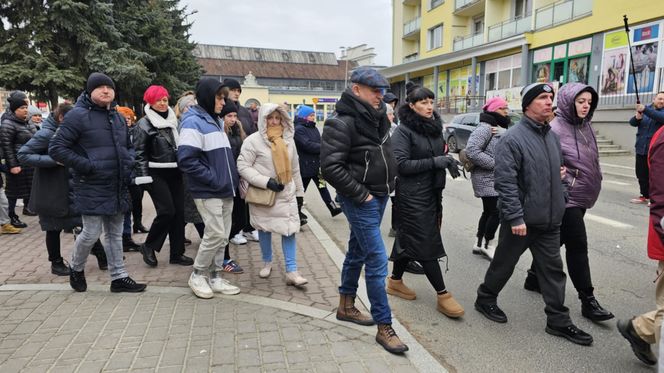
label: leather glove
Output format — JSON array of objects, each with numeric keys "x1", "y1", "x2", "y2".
[
  {"x1": 446, "y1": 158, "x2": 462, "y2": 179},
  {"x1": 296, "y1": 196, "x2": 304, "y2": 209},
  {"x1": 266, "y1": 178, "x2": 285, "y2": 192},
  {"x1": 432, "y1": 155, "x2": 451, "y2": 170},
  {"x1": 142, "y1": 183, "x2": 153, "y2": 192}
]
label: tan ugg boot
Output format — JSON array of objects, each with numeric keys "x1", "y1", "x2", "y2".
[
  {"x1": 437, "y1": 292, "x2": 464, "y2": 318},
  {"x1": 386, "y1": 278, "x2": 417, "y2": 300}
]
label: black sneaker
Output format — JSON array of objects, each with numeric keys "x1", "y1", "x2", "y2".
[
  {"x1": 617, "y1": 318, "x2": 657, "y2": 365},
  {"x1": 10, "y1": 215, "x2": 27, "y2": 229},
  {"x1": 122, "y1": 235, "x2": 141, "y2": 252},
  {"x1": 474, "y1": 302, "x2": 508, "y2": 323},
  {"x1": 51, "y1": 259, "x2": 70, "y2": 276},
  {"x1": 545, "y1": 324, "x2": 593, "y2": 346},
  {"x1": 22, "y1": 207, "x2": 37, "y2": 216},
  {"x1": 110, "y1": 277, "x2": 147, "y2": 293},
  {"x1": 69, "y1": 267, "x2": 87, "y2": 292}
]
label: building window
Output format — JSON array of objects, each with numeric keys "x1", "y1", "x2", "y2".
[
  {"x1": 308, "y1": 53, "x2": 316, "y2": 63},
  {"x1": 224, "y1": 48, "x2": 233, "y2": 58},
  {"x1": 430, "y1": 0, "x2": 443, "y2": 9},
  {"x1": 282, "y1": 52, "x2": 290, "y2": 61},
  {"x1": 511, "y1": 67, "x2": 522, "y2": 86},
  {"x1": 473, "y1": 15, "x2": 484, "y2": 34},
  {"x1": 428, "y1": 24, "x2": 443, "y2": 50},
  {"x1": 515, "y1": 0, "x2": 532, "y2": 18},
  {"x1": 486, "y1": 72, "x2": 496, "y2": 91},
  {"x1": 254, "y1": 49, "x2": 263, "y2": 60}
]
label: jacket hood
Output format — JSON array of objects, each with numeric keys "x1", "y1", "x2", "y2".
[
  {"x1": 195, "y1": 78, "x2": 224, "y2": 118},
  {"x1": 397, "y1": 104, "x2": 443, "y2": 137},
  {"x1": 294, "y1": 116, "x2": 316, "y2": 128},
  {"x1": 257, "y1": 103, "x2": 294, "y2": 143},
  {"x1": 555, "y1": 83, "x2": 598, "y2": 126},
  {"x1": 42, "y1": 115, "x2": 58, "y2": 132}
]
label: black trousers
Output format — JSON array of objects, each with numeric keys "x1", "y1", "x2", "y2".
[
  {"x1": 128, "y1": 184, "x2": 144, "y2": 226},
  {"x1": 45, "y1": 230, "x2": 63, "y2": 262},
  {"x1": 302, "y1": 176, "x2": 334, "y2": 205},
  {"x1": 477, "y1": 196, "x2": 500, "y2": 242},
  {"x1": 144, "y1": 169, "x2": 185, "y2": 258},
  {"x1": 392, "y1": 258, "x2": 446, "y2": 292},
  {"x1": 477, "y1": 223, "x2": 571, "y2": 327},
  {"x1": 636, "y1": 154, "x2": 650, "y2": 198},
  {"x1": 242, "y1": 201, "x2": 254, "y2": 232}
]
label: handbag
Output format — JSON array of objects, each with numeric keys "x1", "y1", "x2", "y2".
[
  {"x1": 28, "y1": 166, "x2": 70, "y2": 217},
  {"x1": 244, "y1": 184, "x2": 276, "y2": 207}
]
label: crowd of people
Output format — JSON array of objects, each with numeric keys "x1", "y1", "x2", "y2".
[{"x1": 0, "y1": 66, "x2": 663, "y2": 363}]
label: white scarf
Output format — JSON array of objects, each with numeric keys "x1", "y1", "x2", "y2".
[{"x1": 144, "y1": 104, "x2": 179, "y2": 144}]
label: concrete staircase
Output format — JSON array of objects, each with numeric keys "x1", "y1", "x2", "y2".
[
  {"x1": 592, "y1": 108, "x2": 633, "y2": 157},
  {"x1": 595, "y1": 133, "x2": 631, "y2": 156}
]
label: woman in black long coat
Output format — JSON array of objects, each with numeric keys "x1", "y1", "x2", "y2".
[
  {"x1": 386, "y1": 84, "x2": 465, "y2": 318},
  {"x1": 0, "y1": 91, "x2": 36, "y2": 228}
]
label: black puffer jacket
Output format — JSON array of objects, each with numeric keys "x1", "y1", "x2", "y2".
[
  {"x1": 321, "y1": 89, "x2": 397, "y2": 204},
  {"x1": 133, "y1": 109, "x2": 179, "y2": 180},
  {"x1": 390, "y1": 105, "x2": 446, "y2": 261},
  {"x1": 237, "y1": 103, "x2": 257, "y2": 136},
  {"x1": 0, "y1": 110, "x2": 37, "y2": 198},
  {"x1": 494, "y1": 114, "x2": 566, "y2": 229}
]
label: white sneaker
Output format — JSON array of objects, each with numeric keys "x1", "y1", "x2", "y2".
[
  {"x1": 243, "y1": 230, "x2": 259, "y2": 242},
  {"x1": 479, "y1": 245, "x2": 495, "y2": 260},
  {"x1": 285, "y1": 271, "x2": 308, "y2": 287},
  {"x1": 230, "y1": 233, "x2": 247, "y2": 245},
  {"x1": 210, "y1": 277, "x2": 240, "y2": 295},
  {"x1": 259, "y1": 262, "x2": 272, "y2": 278},
  {"x1": 188, "y1": 272, "x2": 213, "y2": 299}
]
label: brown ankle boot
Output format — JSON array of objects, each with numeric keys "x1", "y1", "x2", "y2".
[
  {"x1": 437, "y1": 292, "x2": 465, "y2": 318},
  {"x1": 376, "y1": 324, "x2": 408, "y2": 354},
  {"x1": 336, "y1": 294, "x2": 375, "y2": 326},
  {"x1": 386, "y1": 278, "x2": 416, "y2": 300}
]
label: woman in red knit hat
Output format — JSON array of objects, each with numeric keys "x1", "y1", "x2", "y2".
[{"x1": 133, "y1": 85, "x2": 193, "y2": 267}]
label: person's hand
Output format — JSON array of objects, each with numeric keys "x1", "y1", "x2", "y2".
[
  {"x1": 636, "y1": 111, "x2": 643, "y2": 120},
  {"x1": 560, "y1": 166, "x2": 566, "y2": 181},
  {"x1": 637, "y1": 104, "x2": 645, "y2": 113},
  {"x1": 512, "y1": 224, "x2": 527, "y2": 236},
  {"x1": 267, "y1": 178, "x2": 285, "y2": 192},
  {"x1": 491, "y1": 126, "x2": 499, "y2": 135},
  {"x1": 364, "y1": 194, "x2": 374, "y2": 203},
  {"x1": 142, "y1": 183, "x2": 152, "y2": 192},
  {"x1": 433, "y1": 155, "x2": 451, "y2": 169},
  {"x1": 10, "y1": 167, "x2": 21, "y2": 174},
  {"x1": 446, "y1": 157, "x2": 462, "y2": 179}
]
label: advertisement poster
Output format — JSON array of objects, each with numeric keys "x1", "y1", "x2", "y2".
[
  {"x1": 601, "y1": 48, "x2": 627, "y2": 95},
  {"x1": 568, "y1": 56, "x2": 588, "y2": 84},
  {"x1": 534, "y1": 63, "x2": 550, "y2": 82},
  {"x1": 627, "y1": 41, "x2": 658, "y2": 94}
]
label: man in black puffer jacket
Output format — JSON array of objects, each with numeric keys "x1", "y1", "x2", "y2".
[
  {"x1": 49, "y1": 72, "x2": 146, "y2": 294},
  {"x1": 475, "y1": 83, "x2": 593, "y2": 346},
  {"x1": 321, "y1": 67, "x2": 406, "y2": 355}
]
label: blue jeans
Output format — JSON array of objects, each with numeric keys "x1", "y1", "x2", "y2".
[
  {"x1": 337, "y1": 194, "x2": 391, "y2": 325},
  {"x1": 258, "y1": 231, "x2": 297, "y2": 272}
]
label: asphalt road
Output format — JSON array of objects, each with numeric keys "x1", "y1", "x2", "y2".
[{"x1": 302, "y1": 156, "x2": 655, "y2": 373}]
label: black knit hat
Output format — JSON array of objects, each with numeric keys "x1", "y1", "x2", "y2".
[
  {"x1": 7, "y1": 91, "x2": 28, "y2": 112},
  {"x1": 521, "y1": 83, "x2": 554, "y2": 112},
  {"x1": 86, "y1": 72, "x2": 115, "y2": 94},
  {"x1": 222, "y1": 78, "x2": 242, "y2": 92},
  {"x1": 219, "y1": 99, "x2": 238, "y2": 118}
]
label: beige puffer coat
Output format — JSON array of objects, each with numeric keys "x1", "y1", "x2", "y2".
[{"x1": 237, "y1": 103, "x2": 305, "y2": 237}]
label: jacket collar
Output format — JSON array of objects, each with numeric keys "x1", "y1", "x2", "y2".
[{"x1": 522, "y1": 114, "x2": 551, "y2": 135}]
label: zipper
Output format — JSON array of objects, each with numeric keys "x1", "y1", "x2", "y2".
[
  {"x1": 570, "y1": 168, "x2": 579, "y2": 188},
  {"x1": 539, "y1": 130, "x2": 554, "y2": 230},
  {"x1": 380, "y1": 133, "x2": 390, "y2": 192},
  {"x1": 362, "y1": 151, "x2": 370, "y2": 182}
]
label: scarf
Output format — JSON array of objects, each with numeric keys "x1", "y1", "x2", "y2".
[
  {"x1": 266, "y1": 124, "x2": 292, "y2": 184},
  {"x1": 144, "y1": 104, "x2": 179, "y2": 144}
]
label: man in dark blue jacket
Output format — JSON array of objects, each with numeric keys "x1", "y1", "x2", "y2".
[
  {"x1": 49, "y1": 72, "x2": 146, "y2": 293},
  {"x1": 629, "y1": 92, "x2": 664, "y2": 204}
]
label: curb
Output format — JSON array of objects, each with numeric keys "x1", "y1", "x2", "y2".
[{"x1": 304, "y1": 209, "x2": 449, "y2": 373}]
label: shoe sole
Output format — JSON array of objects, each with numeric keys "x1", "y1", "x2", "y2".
[
  {"x1": 52, "y1": 270, "x2": 70, "y2": 276},
  {"x1": 286, "y1": 280, "x2": 308, "y2": 287},
  {"x1": 336, "y1": 315, "x2": 376, "y2": 326},
  {"x1": 218, "y1": 289, "x2": 241, "y2": 295},
  {"x1": 545, "y1": 326, "x2": 593, "y2": 346},
  {"x1": 110, "y1": 286, "x2": 146, "y2": 293},
  {"x1": 169, "y1": 261, "x2": 194, "y2": 266},
  {"x1": 582, "y1": 311, "x2": 615, "y2": 322},
  {"x1": 474, "y1": 304, "x2": 507, "y2": 323},
  {"x1": 375, "y1": 337, "x2": 409, "y2": 354},
  {"x1": 386, "y1": 287, "x2": 416, "y2": 300},
  {"x1": 437, "y1": 306, "x2": 464, "y2": 318},
  {"x1": 189, "y1": 281, "x2": 214, "y2": 299},
  {"x1": 617, "y1": 320, "x2": 657, "y2": 365}
]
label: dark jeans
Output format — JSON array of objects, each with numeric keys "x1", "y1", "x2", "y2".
[
  {"x1": 302, "y1": 176, "x2": 334, "y2": 205},
  {"x1": 636, "y1": 153, "x2": 650, "y2": 198},
  {"x1": 477, "y1": 223, "x2": 571, "y2": 328},
  {"x1": 337, "y1": 194, "x2": 391, "y2": 325},
  {"x1": 477, "y1": 196, "x2": 500, "y2": 242},
  {"x1": 144, "y1": 169, "x2": 185, "y2": 258},
  {"x1": 392, "y1": 258, "x2": 445, "y2": 292}
]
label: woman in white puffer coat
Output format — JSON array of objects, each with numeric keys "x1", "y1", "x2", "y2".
[{"x1": 237, "y1": 103, "x2": 308, "y2": 287}]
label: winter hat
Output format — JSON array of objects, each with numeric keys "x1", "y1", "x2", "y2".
[
  {"x1": 521, "y1": 83, "x2": 554, "y2": 112},
  {"x1": 27, "y1": 105, "x2": 42, "y2": 118},
  {"x1": 383, "y1": 92, "x2": 398, "y2": 105},
  {"x1": 483, "y1": 97, "x2": 509, "y2": 113},
  {"x1": 7, "y1": 91, "x2": 28, "y2": 112},
  {"x1": 143, "y1": 85, "x2": 169, "y2": 105},
  {"x1": 222, "y1": 78, "x2": 242, "y2": 92},
  {"x1": 296, "y1": 105, "x2": 315, "y2": 120},
  {"x1": 86, "y1": 72, "x2": 115, "y2": 94},
  {"x1": 219, "y1": 99, "x2": 238, "y2": 118}
]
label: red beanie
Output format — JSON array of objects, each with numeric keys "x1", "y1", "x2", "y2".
[{"x1": 143, "y1": 85, "x2": 169, "y2": 105}]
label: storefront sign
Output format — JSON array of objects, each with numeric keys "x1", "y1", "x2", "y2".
[
  {"x1": 634, "y1": 24, "x2": 659, "y2": 43},
  {"x1": 604, "y1": 30, "x2": 628, "y2": 49},
  {"x1": 568, "y1": 38, "x2": 593, "y2": 56},
  {"x1": 554, "y1": 44, "x2": 567, "y2": 60},
  {"x1": 533, "y1": 47, "x2": 552, "y2": 63}
]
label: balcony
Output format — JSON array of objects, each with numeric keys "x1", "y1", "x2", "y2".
[
  {"x1": 403, "y1": 0, "x2": 419, "y2": 5},
  {"x1": 535, "y1": 0, "x2": 593, "y2": 30},
  {"x1": 488, "y1": 15, "x2": 532, "y2": 42},
  {"x1": 403, "y1": 53, "x2": 419, "y2": 63},
  {"x1": 454, "y1": 0, "x2": 485, "y2": 16},
  {"x1": 403, "y1": 17, "x2": 421, "y2": 39},
  {"x1": 453, "y1": 32, "x2": 485, "y2": 51}
]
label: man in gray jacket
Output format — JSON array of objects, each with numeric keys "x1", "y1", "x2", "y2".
[{"x1": 474, "y1": 83, "x2": 593, "y2": 346}]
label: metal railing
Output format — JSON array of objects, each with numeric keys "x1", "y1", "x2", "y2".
[
  {"x1": 403, "y1": 53, "x2": 419, "y2": 63},
  {"x1": 534, "y1": 0, "x2": 593, "y2": 30},
  {"x1": 403, "y1": 17, "x2": 421, "y2": 36},
  {"x1": 436, "y1": 96, "x2": 486, "y2": 114},
  {"x1": 453, "y1": 33, "x2": 484, "y2": 51},
  {"x1": 488, "y1": 15, "x2": 532, "y2": 42},
  {"x1": 455, "y1": 0, "x2": 480, "y2": 10},
  {"x1": 596, "y1": 68, "x2": 663, "y2": 108}
]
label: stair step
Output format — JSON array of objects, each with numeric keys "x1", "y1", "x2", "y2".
[
  {"x1": 598, "y1": 144, "x2": 622, "y2": 150},
  {"x1": 599, "y1": 149, "x2": 632, "y2": 156},
  {"x1": 596, "y1": 139, "x2": 612, "y2": 144}
]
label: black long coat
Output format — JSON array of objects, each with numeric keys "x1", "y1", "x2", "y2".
[
  {"x1": 0, "y1": 111, "x2": 37, "y2": 199},
  {"x1": 389, "y1": 105, "x2": 447, "y2": 261}
]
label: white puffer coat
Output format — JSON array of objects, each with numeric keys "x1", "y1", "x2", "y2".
[{"x1": 237, "y1": 103, "x2": 305, "y2": 237}]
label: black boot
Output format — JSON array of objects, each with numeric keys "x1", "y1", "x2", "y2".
[
  {"x1": 133, "y1": 223, "x2": 149, "y2": 234},
  {"x1": 51, "y1": 259, "x2": 70, "y2": 276},
  {"x1": 524, "y1": 269, "x2": 540, "y2": 293},
  {"x1": 10, "y1": 215, "x2": 27, "y2": 229},
  {"x1": 296, "y1": 196, "x2": 308, "y2": 226},
  {"x1": 579, "y1": 289, "x2": 614, "y2": 321},
  {"x1": 90, "y1": 240, "x2": 108, "y2": 270},
  {"x1": 22, "y1": 207, "x2": 37, "y2": 216},
  {"x1": 327, "y1": 201, "x2": 342, "y2": 217},
  {"x1": 123, "y1": 234, "x2": 140, "y2": 252},
  {"x1": 140, "y1": 244, "x2": 158, "y2": 267}
]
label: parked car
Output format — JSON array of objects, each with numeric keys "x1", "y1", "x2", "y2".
[{"x1": 443, "y1": 112, "x2": 520, "y2": 153}]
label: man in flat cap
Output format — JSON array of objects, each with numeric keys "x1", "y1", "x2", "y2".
[
  {"x1": 474, "y1": 83, "x2": 593, "y2": 346},
  {"x1": 321, "y1": 67, "x2": 407, "y2": 354}
]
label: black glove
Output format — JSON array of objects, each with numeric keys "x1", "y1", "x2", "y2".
[
  {"x1": 266, "y1": 178, "x2": 285, "y2": 192},
  {"x1": 432, "y1": 155, "x2": 451, "y2": 170},
  {"x1": 142, "y1": 183, "x2": 153, "y2": 192},
  {"x1": 446, "y1": 158, "x2": 462, "y2": 179},
  {"x1": 296, "y1": 196, "x2": 304, "y2": 209}
]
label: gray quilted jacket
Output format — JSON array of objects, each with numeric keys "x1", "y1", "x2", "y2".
[{"x1": 466, "y1": 123, "x2": 501, "y2": 198}]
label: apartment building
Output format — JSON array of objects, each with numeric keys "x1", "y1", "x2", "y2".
[{"x1": 384, "y1": 0, "x2": 664, "y2": 111}]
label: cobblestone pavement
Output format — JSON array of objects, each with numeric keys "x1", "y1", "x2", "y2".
[{"x1": 0, "y1": 290, "x2": 414, "y2": 373}]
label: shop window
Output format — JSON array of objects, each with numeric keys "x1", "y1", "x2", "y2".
[
  {"x1": 552, "y1": 61, "x2": 565, "y2": 83},
  {"x1": 486, "y1": 72, "x2": 497, "y2": 91},
  {"x1": 498, "y1": 70, "x2": 511, "y2": 89},
  {"x1": 534, "y1": 63, "x2": 551, "y2": 82},
  {"x1": 568, "y1": 56, "x2": 589, "y2": 84},
  {"x1": 512, "y1": 67, "x2": 522, "y2": 86}
]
